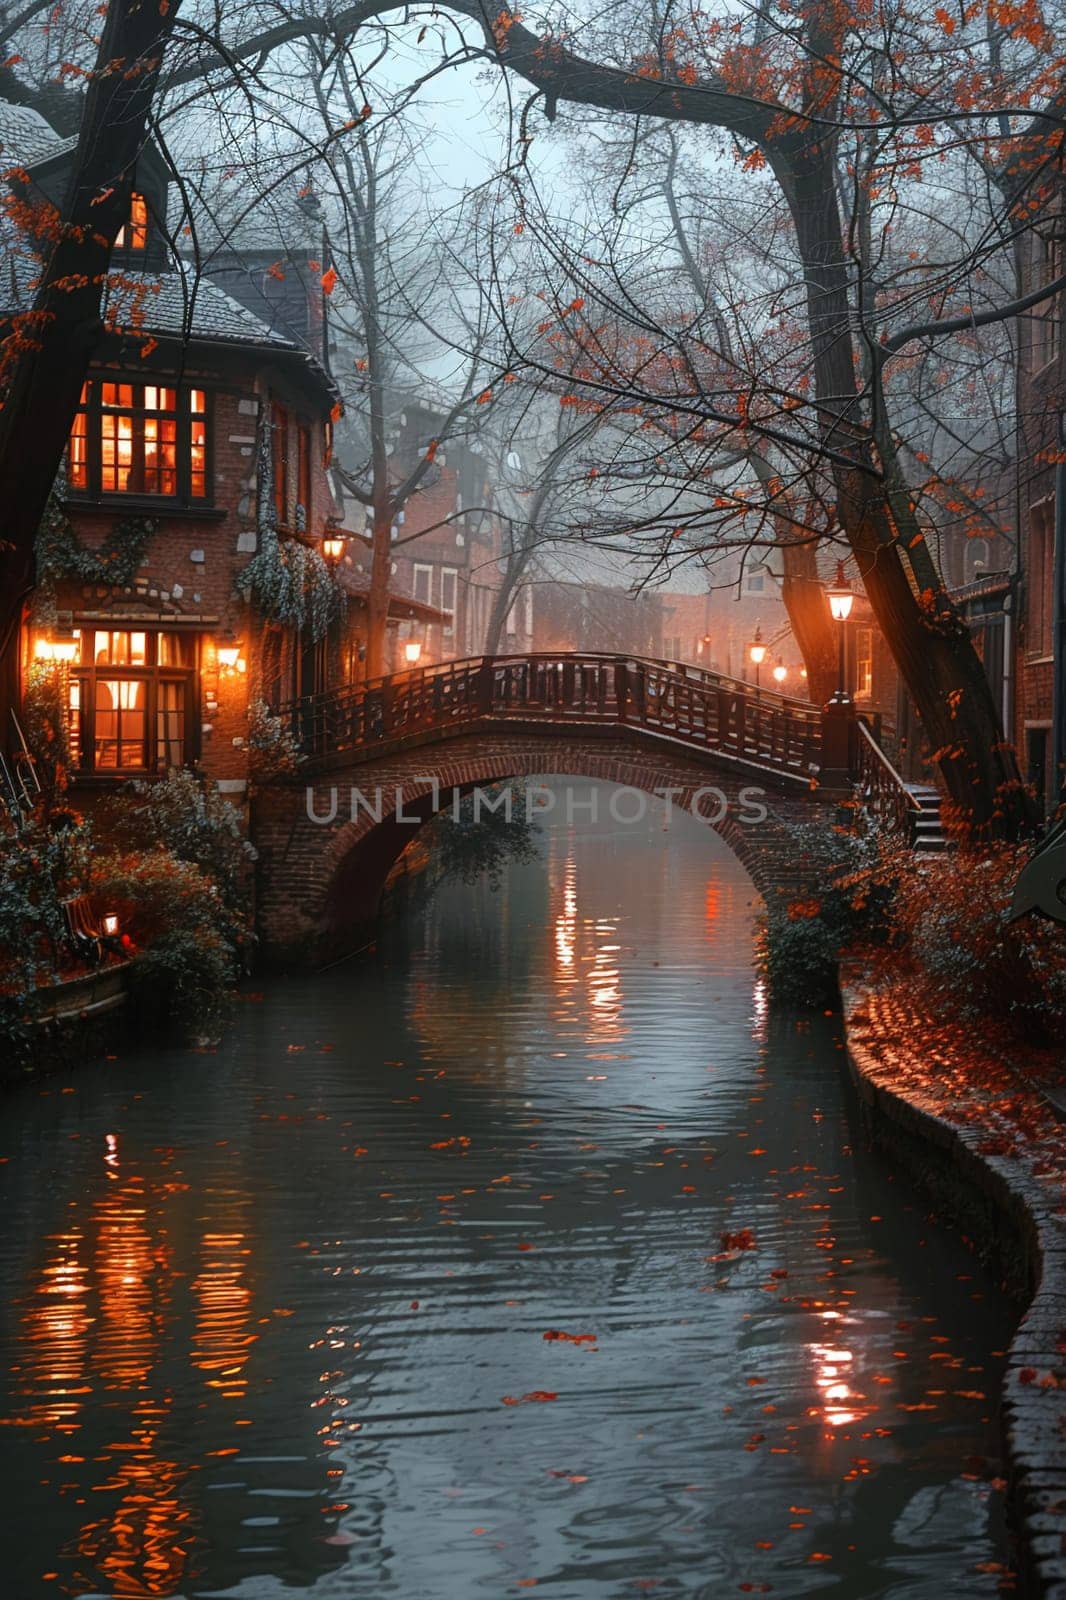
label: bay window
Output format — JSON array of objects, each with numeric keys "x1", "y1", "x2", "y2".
[
  {"x1": 68, "y1": 629, "x2": 197, "y2": 775},
  {"x1": 68, "y1": 381, "x2": 209, "y2": 502}
]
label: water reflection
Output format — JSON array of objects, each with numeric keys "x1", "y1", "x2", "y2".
[{"x1": 0, "y1": 780, "x2": 1014, "y2": 1598}]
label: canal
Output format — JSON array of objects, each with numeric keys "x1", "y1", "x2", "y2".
[{"x1": 0, "y1": 781, "x2": 1015, "y2": 1598}]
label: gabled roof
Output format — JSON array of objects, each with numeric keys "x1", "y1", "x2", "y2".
[
  {"x1": 0, "y1": 99, "x2": 336, "y2": 399},
  {"x1": 115, "y1": 267, "x2": 301, "y2": 350},
  {"x1": 0, "y1": 102, "x2": 58, "y2": 167}
]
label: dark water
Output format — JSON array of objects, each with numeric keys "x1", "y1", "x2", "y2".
[{"x1": 0, "y1": 782, "x2": 1015, "y2": 1599}]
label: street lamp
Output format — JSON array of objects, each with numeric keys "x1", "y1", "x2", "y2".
[
  {"x1": 403, "y1": 639, "x2": 423, "y2": 666},
  {"x1": 748, "y1": 624, "x2": 767, "y2": 695},
  {"x1": 772, "y1": 658, "x2": 787, "y2": 687},
  {"x1": 825, "y1": 561, "x2": 854, "y2": 702},
  {"x1": 322, "y1": 533, "x2": 346, "y2": 564}
]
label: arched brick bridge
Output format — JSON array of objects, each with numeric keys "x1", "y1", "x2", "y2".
[{"x1": 251, "y1": 652, "x2": 907, "y2": 966}]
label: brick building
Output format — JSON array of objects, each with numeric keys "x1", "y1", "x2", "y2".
[
  {"x1": 1013, "y1": 197, "x2": 1066, "y2": 814},
  {"x1": 334, "y1": 402, "x2": 505, "y2": 669},
  {"x1": 2, "y1": 109, "x2": 446, "y2": 806}
]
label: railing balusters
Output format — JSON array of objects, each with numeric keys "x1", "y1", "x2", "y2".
[{"x1": 278, "y1": 651, "x2": 824, "y2": 784}]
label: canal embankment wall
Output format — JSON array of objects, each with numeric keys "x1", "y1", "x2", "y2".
[{"x1": 841, "y1": 983, "x2": 1066, "y2": 1600}]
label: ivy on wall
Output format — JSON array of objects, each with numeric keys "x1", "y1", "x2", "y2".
[
  {"x1": 236, "y1": 427, "x2": 345, "y2": 644},
  {"x1": 32, "y1": 483, "x2": 157, "y2": 625}
]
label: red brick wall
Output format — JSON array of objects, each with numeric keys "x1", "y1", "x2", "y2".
[{"x1": 29, "y1": 346, "x2": 339, "y2": 794}]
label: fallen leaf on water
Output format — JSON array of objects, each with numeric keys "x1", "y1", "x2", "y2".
[
  {"x1": 502, "y1": 1391, "x2": 558, "y2": 1406},
  {"x1": 543, "y1": 1330, "x2": 596, "y2": 1346}
]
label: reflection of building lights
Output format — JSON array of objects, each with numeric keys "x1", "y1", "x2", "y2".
[
  {"x1": 553, "y1": 859, "x2": 577, "y2": 973},
  {"x1": 809, "y1": 1312, "x2": 871, "y2": 1430},
  {"x1": 191, "y1": 1230, "x2": 255, "y2": 1398},
  {"x1": 751, "y1": 977, "x2": 768, "y2": 1038}
]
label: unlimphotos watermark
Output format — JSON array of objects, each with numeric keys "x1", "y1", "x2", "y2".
[{"x1": 303, "y1": 781, "x2": 769, "y2": 827}]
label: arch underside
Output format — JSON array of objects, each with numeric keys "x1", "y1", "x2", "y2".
[{"x1": 254, "y1": 733, "x2": 832, "y2": 968}]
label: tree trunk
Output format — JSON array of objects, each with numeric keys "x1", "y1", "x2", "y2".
[
  {"x1": 484, "y1": 549, "x2": 531, "y2": 655},
  {"x1": 746, "y1": 454, "x2": 838, "y2": 703},
  {"x1": 365, "y1": 500, "x2": 392, "y2": 678},
  {"x1": 777, "y1": 531, "x2": 838, "y2": 704},
  {"x1": 781, "y1": 149, "x2": 1036, "y2": 837},
  {"x1": 0, "y1": 0, "x2": 180, "y2": 739}
]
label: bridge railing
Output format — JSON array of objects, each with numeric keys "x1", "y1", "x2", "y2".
[
  {"x1": 853, "y1": 717, "x2": 924, "y2": 834},
  {"x1": 281, "y1": 652, "x2": 823, "y2": 780}
]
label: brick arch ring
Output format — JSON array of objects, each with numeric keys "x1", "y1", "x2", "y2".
[{"x1": 251, "y1": 735, "x2": 832, "y2": 967}]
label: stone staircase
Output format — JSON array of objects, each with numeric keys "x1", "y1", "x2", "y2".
[{"x1": 905, "y1": 784, "x2": 950, "y2": 853}]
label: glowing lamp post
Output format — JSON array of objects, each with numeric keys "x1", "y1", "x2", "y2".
[
  {"x1": 403, "y1": 639, "x2": 423, "y2": 666},
  {"x1": 748, "y1": 625, "x2": 767, "y2": 696},
  {"x1": 772, "y1": 658, "x2": 787, "y2": 687},
  {"x1": 322, "y1": 534, "x2": 346, "y2": 564},
  {"x1": 826, "y1": 560, "x2": 854, "y2": 703},
  {"x1": 820, "y1": 560, "x2": 857, "y2": 797}
]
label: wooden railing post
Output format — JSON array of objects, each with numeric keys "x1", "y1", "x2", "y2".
[
  {"x1": 614, "y1": 660, "x2": 629, "y2": 721},
  {"x1": 476, "y1": 656, "x2": 495, "y2": 714},
  {"x1": 820, "y1": 698, "x2": 857, "y2": 797}
]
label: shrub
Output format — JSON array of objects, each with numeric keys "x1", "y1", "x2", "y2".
[
  {"x1": 247, "y1": 697, "x2": 302, "y2": 780},
  {"x1": 0, "y1": 810, "x2": 93, "y2": 1047},
  {"x1": 91, "y1": 848, "x2": 244, "y2": 1041},
  {"x1": 99, "y1": 767, "x2": 256, "y2": 924},
  {"x1": 762, "y1": 819, "x2": 1066, "y2": 1043},
  {"x1": 889, "y1": 843, "x2": 1066, "y2": 1043},
  {"x1": 760, "y1": 824, "x2": 903, "y2": 1008}
]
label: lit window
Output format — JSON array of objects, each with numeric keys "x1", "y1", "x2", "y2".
[
  {"x1": 67, "y1": 381, "x2": 210, "y2": 502},
  {"x1": 115, "y1": 192, "x2": 149, "y2": 251},
  {"x1": 68, "y1": 630, "x2": 197, "y2": 775},
  {"x1": 855, "y1": 627, "x2": 874, "y2": 699}
]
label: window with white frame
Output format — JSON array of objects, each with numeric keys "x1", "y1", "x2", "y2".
[
  {"x1": 1034, "y1": 223, "x2": 1063, "y2": 370},
  {"x1": 412, "y1": 563, "x2": 434, "y2": 606},
  {"x1": 1028, "y1": 500, "x2": 1055, "y2": 659},
  {"x1": 440, "y1": 567, "x2": 458, "y2": 637},
  {"x1": 743, "y1": 566, "x2": 768, "y2": 596}
]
